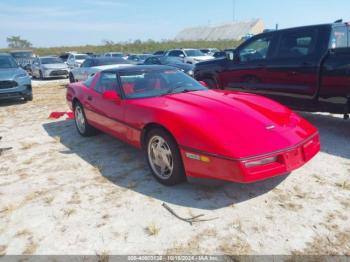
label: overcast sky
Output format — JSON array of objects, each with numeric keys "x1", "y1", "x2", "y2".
[{"x1": 0, "y1": 0, "x2": 349, "y2": 48}]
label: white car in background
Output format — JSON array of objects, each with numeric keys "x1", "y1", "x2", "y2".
[
  {"x1": 66, "y1": 53, "x2": 88, "y2": 69},
  {"x1": 165, "y1": 49, "x2": 214, "y2": 64},
  {"x1": 104, "y1": 52, "x2": 124, "y2": 58},
  {"x1": 69, "y1": 57, "x2": 131, "y2": 83}
]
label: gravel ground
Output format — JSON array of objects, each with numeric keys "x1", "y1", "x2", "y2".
[{"x1": 0, "y1": 79, "x2": 349, "y2": 256}]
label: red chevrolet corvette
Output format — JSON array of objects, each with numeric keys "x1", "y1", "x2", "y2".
[{"x1": 66, "y1": 65, "x2": 320, "y2": 186}]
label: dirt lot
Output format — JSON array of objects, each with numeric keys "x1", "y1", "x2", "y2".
[{"x1": 0, "y1": 79, "x2": 349, "y2": 255}]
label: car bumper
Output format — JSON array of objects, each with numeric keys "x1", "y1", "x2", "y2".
[
  {"x1": 180, "y1": 133, "x2": 320, "y2": 184},
  {"x1": 0, "y1": 84, "x2": 32, "y2": 100},
  {"x1": 42, "y1": 69, "x2": 69, "y2": 78}
]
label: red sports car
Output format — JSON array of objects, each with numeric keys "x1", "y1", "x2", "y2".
[{"x1": 66, "y1": 65, "x2": 320, "y2": 186}]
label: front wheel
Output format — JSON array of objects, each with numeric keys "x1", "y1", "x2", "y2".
[
  {"x1": 146, "y1": 129, "x2": 186, "y2": 186},
  {"x1": 74, "y1": 102, "x2": 98, "y2": 137}
]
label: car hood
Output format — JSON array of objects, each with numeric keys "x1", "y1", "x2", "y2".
[
  {"x1": 42, "y1": 63, "x2": 68, "y2": 69},
  {"x1": 91, "y1": 64, "x2": 133, "y2": 70},
  {"x1": 134, "y1": 90, "x2": 318, "y2": 159},
  {"x1": 187, "y1": 56, "x2": 213, "y2": 61},
  {"x1": 170, "y1": 63, "x2": 194, "y2": 71},
  {"x1": 0, "y1": 68, "x2": 26, "y2": 80}
]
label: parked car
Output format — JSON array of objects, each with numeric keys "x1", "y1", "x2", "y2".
[
  {"x1": 241, "y1": 33, "x2": 254, "y2": 41},
  {"x1": 0, "y1": 53, "x2": 32, "y2": 101},
  {"x1": 165, "y1": 49, "x2": 214, "y2": 64},
  {"x1": 69, "y1": 57, "x2": 131, "y2": 83},
  {"x1": 143, "y1": 56, "x2": 194, "y2": 76},
  {"x1": 67, "y1": 65, "x2": 320, "y2": 186},
  {"x1": 194, "y1": 22, "x2": 350, "y2": 118},
  {"x1": 104, "y1": 52, "x2": 124, "y2": 58},
  {"x1": 126, "y1": 54, "x2": 152, "y2": 64},
  {"x1": 153, "y1": 50, "x2": 166, "y2": 55},
  {"x1": 59, "y1": 53, "x2": 70, "y2": 63},
  {"x1": 200, "y1": 48, "x2": 220, "y2": 56},
  {"x1": 9, "y1": 50, "x2": 35, "y2": 74},
  {"x1": 31, "y1": 56, "x2": 69, "y2": 80},
  {"x1": 66, "y1": 53, "x2": 88, "y2": 69}
]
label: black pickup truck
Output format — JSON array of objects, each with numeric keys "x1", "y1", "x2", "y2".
[{"x1": 194, "y1": 21, "x2": 350, "y2": 118}]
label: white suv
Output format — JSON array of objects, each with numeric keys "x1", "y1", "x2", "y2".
[{"x1": 165, "y1": 49, "x2": 214, "y2": 64}]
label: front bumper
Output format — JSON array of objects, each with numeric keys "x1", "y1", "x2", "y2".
[
  {"x1": 180, "y1": 133, "x2": 320, "y2": 184},
  {"x1": 0, "y1": 78, "x2": 32, "y2": 100},
  {"x1": 42, "y1": 68, "x2": 69, "y2": 78},
  {"x1": 0, "y1": 84, "x2": 32, "y2": 100}
]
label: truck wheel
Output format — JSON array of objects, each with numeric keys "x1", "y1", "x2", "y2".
[
  {"x1": 146, "y1": 128, "x2": 186, "y2": 186},
  {"x1": 203, "y1": 78, "x2": 218, "y2": 89}
]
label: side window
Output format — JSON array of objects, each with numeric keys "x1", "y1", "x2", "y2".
[
  {"x1": 144, "y1": 58, "x2": 152, "y2": 64},
  {"x1": 275, "y1": 30, "x2": 316, "y2": 59},
  {"x1": 330, "y1": 26, "x2": 348, "y2": 48},
  {"x1": 239, "y1": 36, "x2": 272, "y2": 62},
  {"x1": 94, "y1": 72, "x2": 119, "y2": 94},
  {"x1": 81, "y1": 60, "x2": 89, "y2": 68},
  {"x1": 168, "y1": 51, "x2": 183, "y2": 57}
]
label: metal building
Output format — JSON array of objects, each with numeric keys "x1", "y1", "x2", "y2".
[{"x1": 175, "y1": 19, "x2": 265, "y2": 41}]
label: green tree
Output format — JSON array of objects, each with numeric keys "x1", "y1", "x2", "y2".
[{"x1": 6, "y1": 36, "x2": 32, "y2": 49}]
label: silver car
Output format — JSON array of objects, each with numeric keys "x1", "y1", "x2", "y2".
[
  {"x1": 0, "y1": 53, "x2": 32, "y2": 101},
  {"x1": 69, "y1": 57, "x2": 131, "y2": 82},
  {"x1": 66, "y1": 53, "x2": 88, "y2": 69},
  {"x1": 32, "y1": 56, "x2": 69, "y2": 79}
]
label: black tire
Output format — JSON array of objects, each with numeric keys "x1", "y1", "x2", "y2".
[
  {"x1": 202, "y1": 78, "x2": 218, "y2": 89},
  {"x1": 73, "y1": 102, "x2": 98, "y2": 137},
  {"x1": 145, "y1": 128, "x2": 186, "y2": 186},
  {"x1": 24, "y1": 94, "x2": 33, "y2": 102},
  {"x1": 69, "y1": 73, "x2": 75, "y2": 83}
]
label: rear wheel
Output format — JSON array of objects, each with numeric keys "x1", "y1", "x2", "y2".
[
  {"x1": 74, "y1": 102, "x2": 98, "y2": 137},
  {"x1": 146, "y1": 129, "x2": 186, "y2": 186},
  {"x1": 202, "y1": 78, "x2": 218, "y2": 89},
  {"x1": 69, "y1": 73, "x2": 75, "y2": 83}
]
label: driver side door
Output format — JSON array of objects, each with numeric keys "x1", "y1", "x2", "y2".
[
  {"x1": 220, "y1": 34, "x2": 276, "y2": 93},
  {"x1": 85, "y1": 72, "x2": 127, "y2": 140}
]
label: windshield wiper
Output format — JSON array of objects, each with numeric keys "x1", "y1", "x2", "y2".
[{"x1": 164, "y1": 85, "x2": 194, "y2": 95}]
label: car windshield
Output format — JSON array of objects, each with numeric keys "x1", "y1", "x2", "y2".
[
  {"x1": 75, "y1": 55, "x2": 87, "y2": 60},
  {"x1": 95, "y1": 58, "x2": 129, "y2": 66},
  {"x1": 10, "y1": 52, "x2": 33, "y2": 58},
  {"x1": 120, "y1": 69, "x2": 206, "y2": 99},
  {"x1": 41, "y1": 57, "x2": 64, "y2": 64},
  {"x1": 0, "y1": 56, "x2": 18, "y2": 68},
  {"x1": 184, "y1": 49, "x2": 205, "y2": 57},
  {"x1": 159, "y1": 56, "x2": 183, "y2": 64}
]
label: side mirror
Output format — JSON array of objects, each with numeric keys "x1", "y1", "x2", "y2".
[
  {"x1": 102, "y1": 90, "x2": 121, "y2": 104},
  {"x1": 226, "y1": 52, "x2": 235, "y2": 61}
]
